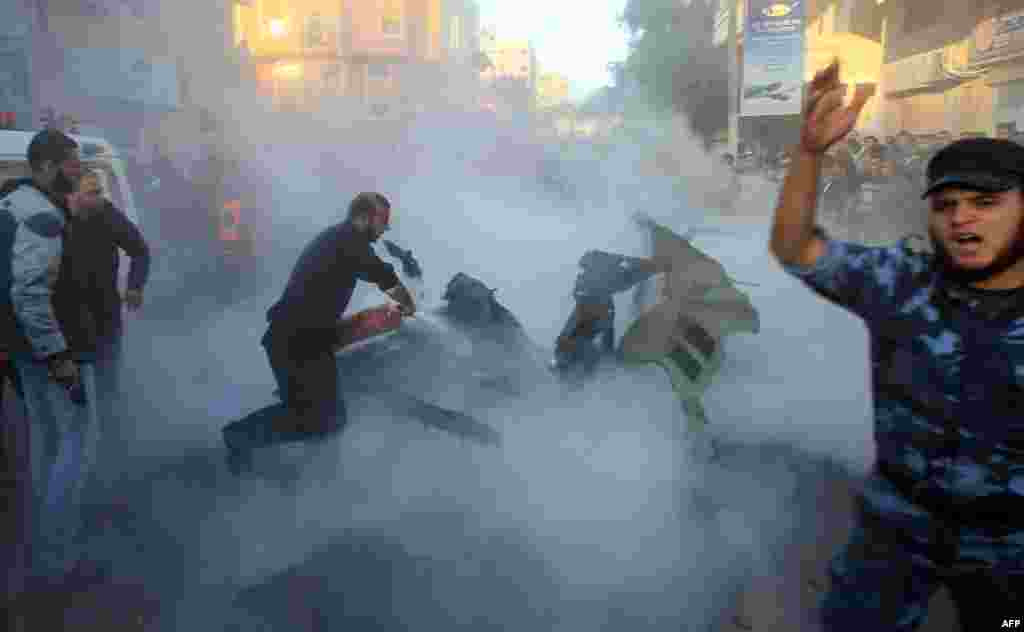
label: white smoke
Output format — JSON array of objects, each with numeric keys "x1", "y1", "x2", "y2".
[{"x1": 58, "y1": 3, "x2": 879, "y2": 629}]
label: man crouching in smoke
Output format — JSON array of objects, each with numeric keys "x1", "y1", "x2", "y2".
[
  {"x1": 222, "y1": 192, "x2": 416, "y2": 476},
  {"x1": 771, "y1": 59, "x2": 1024, "y2": 628}
]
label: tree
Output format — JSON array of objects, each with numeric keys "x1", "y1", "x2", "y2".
[{"x1": 620, "y1": 0, "x2": 729, "y2": 149}]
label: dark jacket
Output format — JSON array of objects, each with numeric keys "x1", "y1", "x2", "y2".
[
  {"x1": 67, "y1": 199, "x2": 150, "y2": 338},
  {"x1": 265, "y1": 221, "x2": 400, "y2": 353},
  {"x1": 0, "y1": 178, "x2": 96, "y2": 357}
]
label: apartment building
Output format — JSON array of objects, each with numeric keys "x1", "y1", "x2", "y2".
[
  {"x1": 233, "y1": 0, "x2": 480, "y2": 114},
  {"x1": 479, "y1": 31, "x2": 537, "y2": 112}
]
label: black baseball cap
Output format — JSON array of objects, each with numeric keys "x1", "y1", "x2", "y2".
[{"x1": 922, "y1": 138, "x2": 1024, "y2": 198}]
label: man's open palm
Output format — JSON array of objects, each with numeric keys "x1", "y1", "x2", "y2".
[{"x1": 801, "y1": 60, "x2": 875, "y2": 154}]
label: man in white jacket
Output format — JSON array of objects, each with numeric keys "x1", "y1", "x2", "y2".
[{"x1": 0, "y1": 129, "x2": 102, "y2": 601}]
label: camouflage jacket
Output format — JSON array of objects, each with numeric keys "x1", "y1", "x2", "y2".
[{"x1": 784, "y1": 231, "x2": 1024, "y2": 572}]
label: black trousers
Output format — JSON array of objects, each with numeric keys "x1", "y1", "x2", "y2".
[{"x1": 222, "y1": 329, "x2": 346, "y2": 453}]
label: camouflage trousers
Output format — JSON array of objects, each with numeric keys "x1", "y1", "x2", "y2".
[{"x1": 820, "y1": 499, "x2": 1024, "y2": 630}]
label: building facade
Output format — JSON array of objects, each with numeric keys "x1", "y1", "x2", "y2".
[
  {"x1": 880, "y1": 0, "x2": 1024, "y2": 137},
  {"x1": 479, "y1": 32, "x2": 537, "y2": 112},
  {"x1": 721, "y1": 0, "x2": 886, "y2": 155},
  {"x1": 25, "y1": 0, "x2": 235, "y2": 163},
  {"x1": 232, "y1": 0, "x2": 480, "y2": 115},
  {"x1": 536, "y1": 71, "x2": 570, "y2": 110},
  {"x1": 720, "y1": 0, "x2": 1024, "y2": 147}
]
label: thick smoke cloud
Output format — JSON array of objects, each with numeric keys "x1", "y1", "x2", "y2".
[{"x1": 60, "y1": 3, "x2": 877, "y2": 629}]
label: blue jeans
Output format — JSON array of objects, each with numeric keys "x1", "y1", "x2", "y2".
[{"x1": 14, "y1": 355, "x2": 100, "y2": 582}]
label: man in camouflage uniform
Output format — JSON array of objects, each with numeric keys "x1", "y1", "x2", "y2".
[{"x1": 771, "y1": 61, "x2": 1024, "y2": 628}]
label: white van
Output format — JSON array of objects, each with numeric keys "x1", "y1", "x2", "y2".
[{"x1": 0, "y1": 129, "x2": 141, "y2": 227}]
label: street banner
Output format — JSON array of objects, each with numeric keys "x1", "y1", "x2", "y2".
[{"x1": 741, "y1": 0, "x2": 805, "y2": 117}]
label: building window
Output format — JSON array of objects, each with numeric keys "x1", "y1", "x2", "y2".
[
  {"x1": 383, "y1": 16, "x2": 401, "y2": 35},
  {"x1": 449, "y1": 16, "x2": 463, "y2": 50},
  {"x1": 382, "y1": 0, "x2": 403, "y2": 36}
]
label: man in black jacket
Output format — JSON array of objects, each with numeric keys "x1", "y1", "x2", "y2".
[
  {"x1": 222, "y1": 192, "x2": 416, "y2": 475},
  {"x1": 71, "y1": 170, "x2": 150, "y2": 449}
]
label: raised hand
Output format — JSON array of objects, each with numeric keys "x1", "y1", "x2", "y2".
[{"x1": 800, "y1": 60, "x2": 875, "y2": 155}]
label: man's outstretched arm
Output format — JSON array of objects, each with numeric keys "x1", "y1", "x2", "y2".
[{"x1": 770, "y1": 60, "x2": 874, "y2": 268}]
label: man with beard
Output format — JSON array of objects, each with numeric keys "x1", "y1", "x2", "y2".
[
  {"x1": 0, "y1": 130, "x2": 103, "y2": 605},
  {"x1": 221, "y1": 192, "x2": 416, "y2": 476},
  {"x1": 771, "y1": 60, "x2": 1024, "y2": 628}
]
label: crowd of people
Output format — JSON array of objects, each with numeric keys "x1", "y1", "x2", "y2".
[
  {"x1": 0, "y1": 129, "x2": 151, "y2": 625},
  {"x1": 725, "y1": 128, "x2": 1024, "y2": 246},
  {"x1": 815, "y1": 129, "x2": 1024, "y2": 243}
]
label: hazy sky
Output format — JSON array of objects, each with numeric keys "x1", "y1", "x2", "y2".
[{"x1": 476, "y1": 0, "x2": 631, "y2": 101}]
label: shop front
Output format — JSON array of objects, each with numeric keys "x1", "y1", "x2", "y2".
[
  {"x1": 970, "y1": 8, "x2": 1024, "y2": 135},
  {"x1": 881, "y1": 44, "x2": 975, "y2": 136}
]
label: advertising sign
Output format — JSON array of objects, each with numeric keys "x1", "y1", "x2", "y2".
[
  {"x1": 64, "y1": 48, "x2": 179, "y2": 110},
  {"x1": 972, "y1": 9, "x2": 1024, "y2": 66},
  {"x1": 741, "y1": 0, "x2": 805, "y2": 117}
]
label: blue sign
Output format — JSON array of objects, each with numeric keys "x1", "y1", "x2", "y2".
[
  {"x1": 741, "y1": 0, "x2": 805, "y2": 117},
  {"x1": 64, "y1": 48, "x2": 180, "y2": 110}
]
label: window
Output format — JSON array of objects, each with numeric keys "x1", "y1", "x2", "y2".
[
  {"x1": 382, "y1": 0, "x2": 403, "y2": 36},
  {"x1": 449, "y1": 16, "x2": 463, "y2": 50},
  {"x1": 368, "y1": 63, "x2": 391, "y2": 80},
  {"x1": 383, "y1": 16, "x2": 401, "y2": 35}
]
